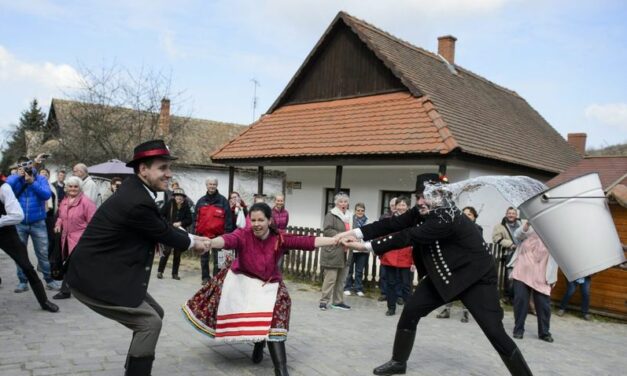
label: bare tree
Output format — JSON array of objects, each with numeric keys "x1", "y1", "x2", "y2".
[{"x1": 50, "y1": 64, "x2": 189, "y2": 166}]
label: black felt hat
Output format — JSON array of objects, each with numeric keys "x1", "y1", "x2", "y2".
[
  {"x1": 415, "y1": 173, "x2": 441, "y2": 194},
  {"x1": 126, "y1": 139, "x2": 177, "y2": 167}
]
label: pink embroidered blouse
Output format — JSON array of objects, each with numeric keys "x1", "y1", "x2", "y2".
[{"x1": 222, "y1": 228, "x2": 316, "y2": 283}]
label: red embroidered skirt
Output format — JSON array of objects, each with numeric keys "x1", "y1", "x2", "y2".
[{"x1": 183, "y1": 267, "x2": 291, "y2": 342}]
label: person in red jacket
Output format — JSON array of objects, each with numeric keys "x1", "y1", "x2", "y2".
[{"x1": 380, "y1": 196, "x2": 414, "y2": 316}]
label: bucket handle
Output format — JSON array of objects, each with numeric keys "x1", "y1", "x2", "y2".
[{"x1": 541, "y1": 194, "x2": 606, "y2": 202}]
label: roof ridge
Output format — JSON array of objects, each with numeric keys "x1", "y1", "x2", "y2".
[{"x1": 340, "y1": 12, "x2": 521, "y2": 98}]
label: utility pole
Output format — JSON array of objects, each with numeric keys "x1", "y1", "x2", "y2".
[{"x1": 251, "y1": 78, "x2": 260, "y2": 122}]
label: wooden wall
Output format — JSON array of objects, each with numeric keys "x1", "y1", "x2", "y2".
[
  {"x1": 551, "y1": 204, "x2": 627, "y2": 318},
  {"x1": 279, "y1": 21, "x2": 405, "y2": 107}
]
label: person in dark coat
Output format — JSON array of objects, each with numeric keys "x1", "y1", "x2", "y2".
[
  {"x1": 157, "y1": 188, "x2": 193, "y2": 280},
  {"x1": 65, "y1": 140, "x2": 211, "y2": 376},
  {"x1": 337, "y1": 173, "x2": 533, "y2": 376}
]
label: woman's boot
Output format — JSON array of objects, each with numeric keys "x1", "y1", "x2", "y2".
[
  {"x1": 373, "y1": 329, "x2": 416, "y2": 375},
  {"x1": 499, "y1": 347, "x2": 533, "y2": 376},
  {"x1": 252, "y1": 340, "x2": 266, "y2": 363},
  {"x1": 268, "y1": 341, "x2": 289, "y2": 376}
]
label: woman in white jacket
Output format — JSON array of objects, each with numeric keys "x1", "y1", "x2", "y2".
[{"x1": 507, "y1": 222, "x2": 558, "y2": 343}]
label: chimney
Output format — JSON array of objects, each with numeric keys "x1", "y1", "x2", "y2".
[
  {"x1": 567, "y1": 133, "x2": 587, "y2": 155},
  {"x1": 438, "y1": 35, "x2": 457, "y2": 65},
  {"x1": 158, "y1": 98, "x2": 171, "y2": 136}
]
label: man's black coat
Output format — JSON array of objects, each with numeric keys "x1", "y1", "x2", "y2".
[
  {"x1": 66, "y1": 175, "x2": 190, "y2": 307},
  {"x1": 361, "y1": 205, "x2": 496, "y2": 302}
]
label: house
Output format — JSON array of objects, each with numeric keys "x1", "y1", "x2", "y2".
[
  {"x1": 211, "y1": 11, "x2": 581, "y2": 233},
  {"x1": 40, "y1": 98, "x2": 285, "y2": 205},
  {"x1": 545, "y1": 146, "x2": 627, "y2": 318}
]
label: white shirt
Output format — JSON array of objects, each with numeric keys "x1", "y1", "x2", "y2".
[
  {"x1": 81, "y1": 175, "x2": 100, "y2": 206},
  {"x1": 0, "y1": 183, "x2": 25, "y2": 227}
]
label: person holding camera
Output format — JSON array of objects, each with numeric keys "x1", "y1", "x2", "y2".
[{"x1": 6, "y1": 155, "x2": 61, "y2": 292}]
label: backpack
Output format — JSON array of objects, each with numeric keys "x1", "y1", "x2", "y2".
[{"x1": 195, "y1": 205, "x2": 226, "y2": 237}]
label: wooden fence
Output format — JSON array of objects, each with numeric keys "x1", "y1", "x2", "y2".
[{"x1": 280, "y1": 226, "x2": 510, "y2": 295}]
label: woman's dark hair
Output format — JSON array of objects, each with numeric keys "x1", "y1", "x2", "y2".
[
  {"x1": 396, "y1": 195, "x2": 411, "y2": 207},
  {"x1": 249, "y1": 202, "x2": 279, "y2": 235},
  {"x1": 462, "y1": 206, "x2": 478, "y2": 219}
]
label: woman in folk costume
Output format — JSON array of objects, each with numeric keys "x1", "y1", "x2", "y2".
[{"x1": 183, "y1": 202, "x2": 338, "y2": 376}]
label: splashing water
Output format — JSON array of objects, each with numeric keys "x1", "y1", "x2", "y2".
[{"x1": 423, "y1": 176, "x2": 548, "y2": 209}]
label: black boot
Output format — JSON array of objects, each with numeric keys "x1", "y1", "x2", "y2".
[
  {"x1": 268, "y1": 341, "x2": 289, "y2": 376},
  {"x1": 125, "y1": 355, "x2": 154, "y2": 376},
  {"x1": 29, "y1": 276, "x2": 59, "y2": 313},
  {"x1": 500, "y1": 347, "x2": 533, "y2": 376},
  {"x1": 252, "y1": 341, "x2": 265, "y2": 364},
  {"x1": 373, "y1": 329, "x2": 416, "y2": 375}
]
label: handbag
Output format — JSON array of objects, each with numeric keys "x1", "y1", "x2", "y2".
[{"x1": 49, "y1": 233, "x2": 65, "y2": 281}]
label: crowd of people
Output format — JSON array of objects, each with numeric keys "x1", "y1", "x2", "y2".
[{"x1": 3, "y1": 140, "x2": 621, "y2": 376}]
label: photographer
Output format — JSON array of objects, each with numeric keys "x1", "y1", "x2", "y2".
[{"x1": 6, "y1": 154, "x2": 61, "y2": 292}]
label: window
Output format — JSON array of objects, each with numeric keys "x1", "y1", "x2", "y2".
[
  {"x1": 324, "y1": 188, "x2": 350, "y2": 214},
  {"x1": 380, "y1": 190, "x2": 414, "y2": 218}
]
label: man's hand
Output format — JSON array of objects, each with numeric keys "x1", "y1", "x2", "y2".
[
  {"x1": 333, "y1": 230, "x2": 355, "y2": 243},
  {"x1": 24, "y1": 172, "x2": 34, "y2": 184},
  {"x1": 54, "y1": 226, "x2": 61, "y2": 233},
  {"x1": 340, "y1": 238, "x2": 366, "y2": 251},
  {"x1": 192, "y1": 236, "x2": 212, "y2": 255}
]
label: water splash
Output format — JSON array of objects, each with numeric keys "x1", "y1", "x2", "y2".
[{"x1": 424, "y1": 176, "x2": 548, "y2": 208}]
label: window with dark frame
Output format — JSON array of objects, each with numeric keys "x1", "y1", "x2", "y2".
[
  {"x1": 324, "y1": 188, "x2": 350, "y2": 214},
  {"x1": 380, "y1": 190, "x2": 414, "y2": 218}
]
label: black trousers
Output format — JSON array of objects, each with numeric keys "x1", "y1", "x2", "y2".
[
  {"x1": 397, "y1": 275, "x2": 516, "y2": 357},
  {"x1": 157, "y1": 246, "x2": 184, "y2": 275},
  {"x1": 512, "y1": 279, "x2": 551, "y2": 337},
  {"x1": 200, "y1": 249, "x2": 220, "y2": 280},
  {"x1": 0, "y1": 226, "x2": 49, "y2": 306}
]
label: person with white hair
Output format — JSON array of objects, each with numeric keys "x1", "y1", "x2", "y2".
[
  {"x1": 319, "y1": 192, "x2": 352, "y2": 311},
  {"x1": 193, "y1": 177, "x2": 234, "y2": 284},
  {"x1": 72, "y1": 163, "x2": 99, "y2": 205}
]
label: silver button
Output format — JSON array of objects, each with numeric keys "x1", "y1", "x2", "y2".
[
  {"x1": 145, "y1": 267, "x2": 150, "y2": 271},
  {"x1": 448, "y1": 272, "x2": 452, "y2": 276},
  {"x1": 142, "y1": 283, "x2": 147, "y2": 287},
  {"x1": 445, "y1": 281, "x2": 449, "y2": 284}
]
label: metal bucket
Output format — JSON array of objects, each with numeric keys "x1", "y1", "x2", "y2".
[{"x1": 519, "y1": 173, "x2": 625, "y2": 281}]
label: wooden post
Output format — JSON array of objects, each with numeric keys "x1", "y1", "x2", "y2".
[
  {"x1": 228, "y1": 166, "x2": 234, "y2": 195},
  {"x1": 334, "y1": 165, "x2": 343, "y2": 194},
  {"x1": 257, "y1": 166, "x2": 264, "y2": 194}
]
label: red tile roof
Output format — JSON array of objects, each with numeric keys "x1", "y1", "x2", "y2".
[
  {"x1": 546, "y1": 156, "x2": 627, "y2": 191},
  {"x1": 213, "y1": 12, "x2": 581, "y2": 173},
  {"x1": 211, "y1": 92, "x2": 456, "y2": 160}
]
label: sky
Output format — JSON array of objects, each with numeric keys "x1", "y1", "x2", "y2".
[{"x1": 1, "y1": 0, "x2": 626, "y2": 154}]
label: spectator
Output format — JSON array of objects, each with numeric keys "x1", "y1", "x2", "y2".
[
  {"x1": 344, "y1": 202, "x2": 369, "y2": 296},
  {"x1": 39, "y1": 168, "x2": 58, "y2": 268},
  {"x1": 229, "y1": 191, "x2": 248, "y2": 230},
  {"x1": 557, "y1": 276, "x2": 592, "y2": 321},
  {"x1": 0, "y1": 175, "x2": 59, "y2": 312},
  {"x1": 253, "y1": 193, "x2": 267, "y2": 203},
  {"x1": 509, "y1": 222, "x2": 558, "y2": 341},
  {"x1": 271, "y1": 194, "x2": 289, "y2": 231},
  {"x1": 436, "y1": 206, "x2": 481, "y2": 322},
  {"x1": 319, "y1": 192, "x2": 352, "y2": 311},
  {"x1": 102, "y1": 176, "x2": 123, "y2": 202},
  {"x1": 157, "y1": 188, "x2": 193, "y2": 280},
  {"x1": 51, "y1": 169, "x2": 66, "y2": 204},
  {"x1": 184, "y1": 203, "x2": 338, "y2": 375},
  {"x1": 492, "y1": 207, "x2": 522, "y2": 304},
  {"x1": 380, "y1": 196, "x2": 413, "y2": 316},
  {"x1": 53, "y1": 176, "x2": 97, "y2": 299},
  {"x1": 378, "y1": 197, "x2": 397, "y2": 302},
  {"x1": 72, "y1": 163, "x2": 99, "y2": 205},
  {"x1": 7, "y1": 156, "x2": 60, "y2": 292},
  {"x1": 194, "y1": 177, "x2": 233, "y2": 285}
]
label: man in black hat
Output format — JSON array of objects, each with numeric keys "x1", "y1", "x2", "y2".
[
  {"x1": 336, "y1": 173, "x2": 533, "y2": 376},
  {"x1": 65, "y1": 140, "x2": 212, "y2": 376}
]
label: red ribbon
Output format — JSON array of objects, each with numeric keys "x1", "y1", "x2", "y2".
[{"x1": 132, "y1": 148, "x2": 170, "y2": 160}]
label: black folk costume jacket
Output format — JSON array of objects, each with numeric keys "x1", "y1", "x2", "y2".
[
  {"x1": 66, "y1": 175, "x2": 191, "y2": 307},
  {"x1": 361, "y1": 205, "x2": 496, "y2": 303}
]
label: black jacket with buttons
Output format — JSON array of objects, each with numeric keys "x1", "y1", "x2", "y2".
[
  {"x1": 66, "y1": 175, "x2": 191, "y2": 307},
  {"x1": 361, "y1": 205, "x2": 496, "y2": 302}
]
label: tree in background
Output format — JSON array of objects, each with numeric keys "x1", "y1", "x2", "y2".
[
  {"x1": 47, "y1": 64, "x2": 188, "y2": 166},
  {"x1": 0, "y1": 99, "x2": 48, "y2": 173}
]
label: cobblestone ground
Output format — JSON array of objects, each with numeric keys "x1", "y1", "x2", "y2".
[{"x1": 1, "y1": 250, "x2": 625, "y2": 375}]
